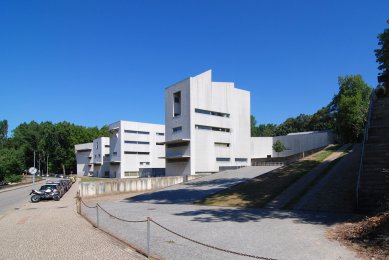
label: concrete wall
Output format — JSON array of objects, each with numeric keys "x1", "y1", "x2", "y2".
[
  {"x1": 78, "y1": 175, "x2": 199, "y2": 197},
  {"x1": 75, "y1": 143, "x2": 93, "y2": 176},
  {"x1": 164, "y1": 70, "x2": 251, "y2": 176},
  {"x1": 251, "y1": 131, "x2": 336, "y2": 159},
  {"x1": 108, "y1": 120, "x2": 166, "y2": 179}
]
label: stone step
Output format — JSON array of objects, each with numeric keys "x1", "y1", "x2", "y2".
[
  {"x1": 367, "y1": 136, "x2": 389, "y2": 143},
  {"x1": 369, "y1": 127, "x2": 389, "y2": 136}
]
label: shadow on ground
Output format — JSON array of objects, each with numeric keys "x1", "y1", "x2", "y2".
[
  {"x1": 124, "y1": 178, "x2": 249, "y2": 204},
  {"x1": 173, "y1": 207, "x2": 357, "y2": 226}
]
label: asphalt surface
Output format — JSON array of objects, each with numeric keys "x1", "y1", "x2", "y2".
[
  {"x1": 0, "y1": 180, "x2": 45, "y2": 216},
  {"x1": 127, "y1": 166, "x2": 280, "y2": 204},
  {"x1": 0, "y1": 180, "x2": 145, "y2": 260},
  {"x1": 81, "y1": 166, "x2": 358, "y2": 260}
]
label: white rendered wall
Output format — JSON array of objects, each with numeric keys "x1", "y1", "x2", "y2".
[
  {"x1": 109, "y1": 120, "x2": 165, "y2": 178},
  {"x1": 251, "y1": 131, "x2": 336, "y2": 159},
  {"x1": 165, "y1": 70, "x2": 251, "y2": 176},
  {"x1": 75, "y1": 143, "x2": 93, "y2": 176}
]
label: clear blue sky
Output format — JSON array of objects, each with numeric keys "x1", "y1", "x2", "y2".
[{"x1": 1, "y1": 0, "x2": 388, "y2": 134}]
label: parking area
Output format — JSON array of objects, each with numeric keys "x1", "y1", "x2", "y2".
[{"x1": 0, "y1": 180, "x2": 145, "y2": 260}]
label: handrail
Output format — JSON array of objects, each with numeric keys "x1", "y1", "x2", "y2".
[{"x1": 356, "y1": 89, "x2": 375, "y2": 208}]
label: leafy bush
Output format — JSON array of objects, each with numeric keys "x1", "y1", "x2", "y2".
[{"x1": 4, "y1": 174, "x2": 23, "y2": 184}]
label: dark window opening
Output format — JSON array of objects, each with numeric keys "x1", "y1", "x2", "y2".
[
  {"x1": 173, "y1": 91, "x2": 181, "y2": 117},
  {"x1": 195, "y1": 125, "x2": 230, "y2": 132},
  {"x1": 216, "y1": 157, "x2": 230, "y2": 162},
  {"x1": 195, "y1": 108, "x2": 230, "y2": 118}
]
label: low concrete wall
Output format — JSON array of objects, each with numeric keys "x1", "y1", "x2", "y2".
[{"x1": 79, "y1": 176, "x2": 199, "y2": 197}]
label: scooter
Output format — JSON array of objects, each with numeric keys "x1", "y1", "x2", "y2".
[{"x1": 30, "y1": 188, "x2": 61, "y2": 203}]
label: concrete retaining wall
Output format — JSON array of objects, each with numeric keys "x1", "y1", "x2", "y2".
[{"x1": 78, "y1": 176, "x2": 199, "y2": 197}]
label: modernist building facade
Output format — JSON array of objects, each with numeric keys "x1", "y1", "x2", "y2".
[
  {"x1": 162, "y1": 70, "x2": 251, "y2": 176},
  {"x1": 75, "y1": 121, "x2": 165, "y2": 178},
  {"x1": 109, "y1": 121, "x2": 165, "y2": 178},
  {"x1": 75, "y1": 142, "x2": 93, "y2": 176},
  {"x1": 75, "y1": 70, "x2": 336, "y2": 178}
]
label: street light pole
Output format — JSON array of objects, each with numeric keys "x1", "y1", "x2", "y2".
[{"x1": 46, "y1": 154, "x2": 49, "y2": 178}]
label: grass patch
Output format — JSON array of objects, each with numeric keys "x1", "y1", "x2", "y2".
[
  {"x1": 79, "y1": 177, "x2": 113, "y2": 182},
  {"x1": 196, "y1": 144, "x2": 341, "y2": 208}
]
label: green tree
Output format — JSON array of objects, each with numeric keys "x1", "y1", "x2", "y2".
[
  {"x1": 331, "y1": 75, "x2": 371, "y2": 143},
  {"x1": 0, "y1": 120, "x2": 8, "y2": 145},
  {"x1": 272, "y1": 140, "x2": 285, "y2": 156},
  {"x1": 0, "y1": 148, "x2": 24, "y2": 181},
  {"x1": 375, "y1": 19, "x2": 389, "y2": 93},
  {"x1": 308, "y1": 106, "x2": 335, "y2": 131},
  {"x1": 251, "y1": 115, "x2": 260, "y2": 137},
  {"x1": 257, "y1": 124, "x2": 277, "y2": 137}
]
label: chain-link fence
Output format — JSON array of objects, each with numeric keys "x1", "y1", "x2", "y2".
[{"x1": 77, "y1": 197, "x2": 276, "y2": 260}]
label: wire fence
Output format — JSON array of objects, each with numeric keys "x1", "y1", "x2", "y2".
[{"x1": 77, "y1": 197, "x2": 277, "y2": 260}]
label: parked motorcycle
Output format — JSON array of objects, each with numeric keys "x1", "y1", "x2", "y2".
[{"x1": 30, "y1": 184, "x2": 61, "y2": 203}]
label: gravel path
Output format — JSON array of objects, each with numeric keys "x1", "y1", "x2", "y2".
[
  {"x1": 0, "y1": 180, "x2": 145, "y2": 260},
  {"x1": 265, "y1": 144, "x2": 352, "y2": 210},
  {"x1": 294, "y1": 144, "x2": 361, "y2": 212}
]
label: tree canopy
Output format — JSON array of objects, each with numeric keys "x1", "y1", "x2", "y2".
[
  {"x1": 375, "y1": 19, "x2": 389, "y2": 92},
  {"x1": 0, "y1": 120, "x2": 109, "y2": 181},
  {"x1": 251, "y1": 75, "x2": 371, "y2": 143}
]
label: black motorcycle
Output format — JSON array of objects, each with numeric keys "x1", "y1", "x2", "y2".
[{"x1": 30, "y1": 185, "x2": 61, "y2": 203}]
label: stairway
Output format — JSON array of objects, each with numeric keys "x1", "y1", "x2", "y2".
[{"x1": 358, "y1": 97, "x2": 389, "y2": 212}]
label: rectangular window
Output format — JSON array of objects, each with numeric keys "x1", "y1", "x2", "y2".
[
  {"x1": 156, "y1": 143, "x2": 165, "y2": 146},
  {"x1": 105, "y1": 145, "x2": 110, "y2": 147},
  {"x1": 216, "y1": 157, "x2": 230, "y2": 162},
  {"x1": 124, "y1": 130, "x2": 150, "y2": 135},
  {"x1": 235, "y1": 158, "x2": 247, "y2": 162},
  {"x1": 104, "y1": 171, "x2": 110, "y2": 177},
  {"x1": 195, "y1": 108, "x2": 230, "y2": 118},
  {"x1": 166, "y1": 142, "x2": 188, "y2": 148},
  {"x1": 140, "y1": 162, "x2": 150, "y2": 166},
  {"x1": 215, "y1": 142, "x2": 230, "y2": 147},
  {"x1": 156, "y1": 132, "x2": 165, "y2": 136},
  {"x1": 173, "y1": 91, "x2": 181, "y2": 117},
  {"x1": 125, "y1": 171, "x2": 139, "y2": 177},
  {"x1": 124, "y1": 141, "x2": 150, "y2": 145},
  {"x1": 124, "y1": 151, "x2": 150, "y2": 155},
  {"x1": 172, "y1": 126, "x2": 182, "y2": 133},
  {"x1": 195, "y1": 125, "x2": 230, "y2": 132},
  {"x1": 112, "y1": 152, "x2": 117, "y2": 156}
]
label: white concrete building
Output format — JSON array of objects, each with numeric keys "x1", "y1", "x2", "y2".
[
  {"x1": 251, "y1": 131, "x2": 336, "y2": 159},
  {"x1": 75, "y1": 142, "x2": 93, "y2": 176},
  {"x1": 162, "y1": 70, "x2": 251, "y2": 176},
  {"x1": 92, "y1": 137, "x2": 110, "y2": 177},
  {"x1": 109, "y1": 121, "x2": 165, "y2": 178}
]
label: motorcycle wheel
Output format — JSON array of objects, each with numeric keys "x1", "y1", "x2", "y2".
[
  {"x1": 31, "y1": 195, "x2": 41, "y2": 203},
  {"x1": 53, "y1": 195, "x2": 60, "y2": 201}
]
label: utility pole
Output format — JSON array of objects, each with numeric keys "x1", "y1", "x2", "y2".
[
  {"x1": 33, "y1": 150, "x2": 36, "y2": 168},
  {"x1": 46, "y1": 154, "x2": 49, "y2": 177}
]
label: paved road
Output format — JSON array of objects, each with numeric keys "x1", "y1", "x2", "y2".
[
  {"x1": 127, "y1": 166, "x2": 280, "y2": 204},
  {"x1": 0, "y1": 180, "x2": 145, "y2": 260},
  {"x1": 81, "y1": 166, "x2": 357, "y2": 260},
  {"x1": 0, "y1": 181, "x2": 45, "y2": 216}
]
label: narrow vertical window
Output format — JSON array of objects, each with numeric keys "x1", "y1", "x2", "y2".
[{"x1": 173, "y1": 91, "x2": 181, "y2": 117}]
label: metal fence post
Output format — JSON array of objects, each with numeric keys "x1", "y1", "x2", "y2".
[
  {"x1": 96, "y1": 205, "x2": 99, "y2": 228},
  {"x1": 147, "y1": 217, "x2": 151, "y2": 259}
]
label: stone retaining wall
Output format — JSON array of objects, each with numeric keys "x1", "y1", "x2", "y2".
[{"x1": 78, "y1": 176, "x2": 199, "y2": 197}]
